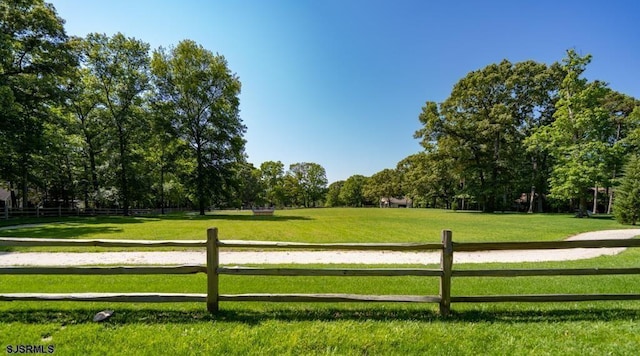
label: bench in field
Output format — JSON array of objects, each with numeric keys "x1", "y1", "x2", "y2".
[{"x1": 252, "y1": 208, "x2": 275, "y2": 216}]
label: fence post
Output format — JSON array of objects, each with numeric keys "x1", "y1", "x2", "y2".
[
  {"x1": 3, "y1": 204, "x2": 7, "y2": 220},
  {"x1": 206, "y1": 227, "x2": 219, "y2": 313},
  {"x1": 439, "y1": 230, "x2": 453, "y2": 317}
]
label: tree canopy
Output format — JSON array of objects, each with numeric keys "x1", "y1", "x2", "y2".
[
  {"x1": 2, "y1": 2, "x2": 638, "y2": 215},
  {"x1": 405, "y1": 51, "x2": 639, "y2": 214},
  {"x1": 151, "y1": 40, "x2": 245, "y2": 215},
  {"x1": 613, "y1": 154, "x2": 640, "y2": 225}
]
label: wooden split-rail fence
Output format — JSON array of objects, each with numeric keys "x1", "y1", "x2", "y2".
[
  {"x1": 1, "y1": 228, "x2": 640, "y2": 316},
  {"x1": 1, "y1": 206, "x2": 183, "y2": 219}
]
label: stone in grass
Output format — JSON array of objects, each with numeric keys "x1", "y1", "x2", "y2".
[{"x1": 93, "y1": 310, "x2": 114, "y2": 322}]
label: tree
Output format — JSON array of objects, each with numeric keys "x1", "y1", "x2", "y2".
[
  {"x1": 64, "y1": 38, "x2": 107, "y2": 209},
  {"x1": 229, "y1": 162, "x2": 264, "y2": 208},
  {"x1": 339, "y1": 175, "x2": 369, "y2": 207},
  {"x1": 363, "y1": 169, "x2": 402, "y2": 207},
  {"x1": 613, "y1": 155, "x2": 640, "y2": 225},
  {"x1": 528, "y1": 50, "x2": 614, "y2": 216},
  {"x1": 601, "y1": 91, "x2": 640, "y2": 213},
  {"x1": 397, "y1": 152, "x2": 456, "y2": 209},
  {"x1": 260, "y1": 161, "x2": 286, "y2": 207},
  {"x1": 82, "y1": 32, "x2": 151, "y2": 215},
  {"x1": 151, "y1": 40, "x2": 245, "y2": 215},
  {"x1": 625, "y1": 107, "x2": 640, "y2": 151},
  {"x1": 415, "y1": 60, "x2": 563, "y2": 212},
  {"x1": 287, "y1": 162, "x2": 328, "y2": 207},
  {"x1": 325, "y1": 180, "x2": 344, "y2": 207},
  {"x1": 0, "y1": 0, "x2": 75, "y2": 207},
  {"x1": 146, "y1": 107, "x2": 186, "y2": 213}
]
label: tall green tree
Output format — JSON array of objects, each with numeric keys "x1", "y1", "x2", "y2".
[
  {"x1": 613, "y1": 155, "x2": 640, "y2": 225},
  {"x1": 325, "y1": 180, "x2": 345, "y2": 207},
  {"x1": 64, "y1": 38, "x2": 107, "y2": 208},
  {"x1": 527, "y1": 50, "x2": 614, "y2": 216},
  {"x1": 339, "y1": 175, "x2": 369, "y2": 207},
  {"x1": 363, "y1": 169, "x2": 402, "y2": 207},
  {"x1": 397, "y1": 152, "x2": 456, "y2": 208},
  {"x1": 0, "y1": 0, "x2": 75, "y2": 207},
  {"x1": 625, "y1": 107, "x2": 640, "y2": 150},
  {"x1": 287, "y1": 162, "x2": 328, "y2": 208},
  {"x1": 260, "y1": 160, "x2": 286, "y2": 207},
  {"x1": 151, "y1": 40, "x2": 245, "y2": 215},
  {"x1": 35, "y1": 108, "x2": 83, "y2": 207},
  {"x1": 82, "y1": 32, "x2": 151, "y2": 215},
  {"x1": 601, "y1": 91, "x2": 640, "y2": 213},
  {"x1": 415, "y1": 60, "x2": 562, "y2": 212},
  {"x1": 230, "y1": 162, "x2": 264, "y2": 208},
  {"x1": 146, "y1": 106, "x2": 188, "y2": 213}
]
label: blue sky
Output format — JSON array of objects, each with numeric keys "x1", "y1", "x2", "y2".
[{"x1": 50, "y1": 0, "x2": 639, "y2": 183}]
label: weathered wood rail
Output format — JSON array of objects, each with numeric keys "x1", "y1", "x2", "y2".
[
  {"x1": 1, "y1": 228, "x2": 640, "y2": 316},
  {"x1": 1, "y1": 206, "x2": 187, "y2": 219}
]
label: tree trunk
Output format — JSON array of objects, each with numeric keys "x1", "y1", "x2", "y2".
[
  {"x1": 88, "y1": 144, "x2": 99, "y2": 208},
  {"x1": 528, "y1": 186, "x2": 535, "y2": 214},
  {"x1": 21, "y1": 161, "x2": 28, "y2": 209},
  {"x1": 83, "y1": 163, "x2": 90, "y2": 210},
  {"x1": 578, "y1": 196, "x2": 588, "y2": 218},
  {"x1": 196, "y1": 145, "x2": 206, "y2": 216},
  {"x1": 118, "y1": 128, "x2": 129, "y2": 216},
  {"x1": 10, "y1": 182, "x2": 17, "y2": 209},
  {"x1": 160, "y1": 163, "x2": 165, "y2": 215}
]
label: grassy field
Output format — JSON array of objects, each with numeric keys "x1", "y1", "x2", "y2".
[
  {"x1": 0, "y1": 208, "x2": 633, "y2": 252},
  {"x1": 1, "y1": 208, "x2": 639, "y2": 354}
]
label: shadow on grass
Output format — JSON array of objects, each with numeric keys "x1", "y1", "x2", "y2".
[
  {"x1": 0, "y1": 217, "x2": 145, "y2": 252},
  {"x1": 153, "y1": 214, "x2": 313, "y2": 222},
  {"x1": 2, "y1": 307, "x2": 639, "y2": 325},
  {"x1": 0, "y1": 226, "x2": 124, "y2": 239}
]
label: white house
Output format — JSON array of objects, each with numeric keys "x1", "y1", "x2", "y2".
[
  {"x1": 380, "y1": 197, "x2": 413, "y2": 208},
  {"x1": 0, "y1": 187, "x2": 10, "y2": 208}
]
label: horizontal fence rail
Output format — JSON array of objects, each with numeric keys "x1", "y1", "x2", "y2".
[
  {"x1": 0, "y1": 238, "x2": 207, "y2": 248},
  {"x1": 217, "y1": 267, "x2": 443, "y2": 277},
  {"x1": 0, "y1": 293, "x2": 207, "y2": 303},
  {"x1": 0, "y1": 235, "x2": 211, "y2": 305},
  {"x1": 0, "y1": 228, "x2": 639, "y2": 316},
  {"x1": 0, "y1": 266, "x2": 207, "y2": 275},
  {"x1": 218, "y1": 240, "x2": 443, "y2": 251}
]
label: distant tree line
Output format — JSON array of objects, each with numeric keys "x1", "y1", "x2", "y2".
[
  {"x1": 3, "y1": 1, "x2": 639, "y2": 221},
  {"x1": 0, "y1": 0, "x2": 329, "y2": 214},
  {"x1": 329, "y1": 51, "x2": 640, "y2": 220}
]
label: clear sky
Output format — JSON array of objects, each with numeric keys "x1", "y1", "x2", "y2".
[{"x1": 49, "y1": 0, "x2": 639, "y2": 183}]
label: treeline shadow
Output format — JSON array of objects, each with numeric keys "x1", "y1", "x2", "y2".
[
  {"x1": 0, "y1": 225, "x2": 126, "y2": 253},
  {"x1": 0, "y1": 226, "x2": 124, "y2": 239},
  {"x1": 153, "y1": 214, "x2": 313, "y2": 222},
  {"x1": 2, "y1": 307, "x2": 639, "y2": 325},
  {"x1": 0, "y1": 213, "x2": 313, "y2": 228}
]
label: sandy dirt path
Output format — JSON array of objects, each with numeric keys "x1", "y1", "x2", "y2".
[{"x1": 1, "y1": 228, "x2": 639, "y2": 266}]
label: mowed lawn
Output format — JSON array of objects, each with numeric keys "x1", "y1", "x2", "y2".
[
  {"x1": 1, "y1": 209, "x2": 640, "y2": 354},
  {"x1": 0, "y1": 208, "x2": 634, "y2": 251}
]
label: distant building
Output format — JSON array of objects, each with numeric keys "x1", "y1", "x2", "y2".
[
  {"x1": 0, "y1": 188, "x2": 10, "y2": 208},
  {"x1": 380, "y1": 197, "x2": 413, "y2": 208}
]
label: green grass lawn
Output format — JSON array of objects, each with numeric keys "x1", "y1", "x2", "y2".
[
  {"x1": 1, "y1": 208, "x2": 639, "y2": 354},
  {"x1": 0, "y1": 208, "x2": 634, "y2": 252},
  {"x1": 2, "y1": 251, "x2": 640, "y2": 354}
]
